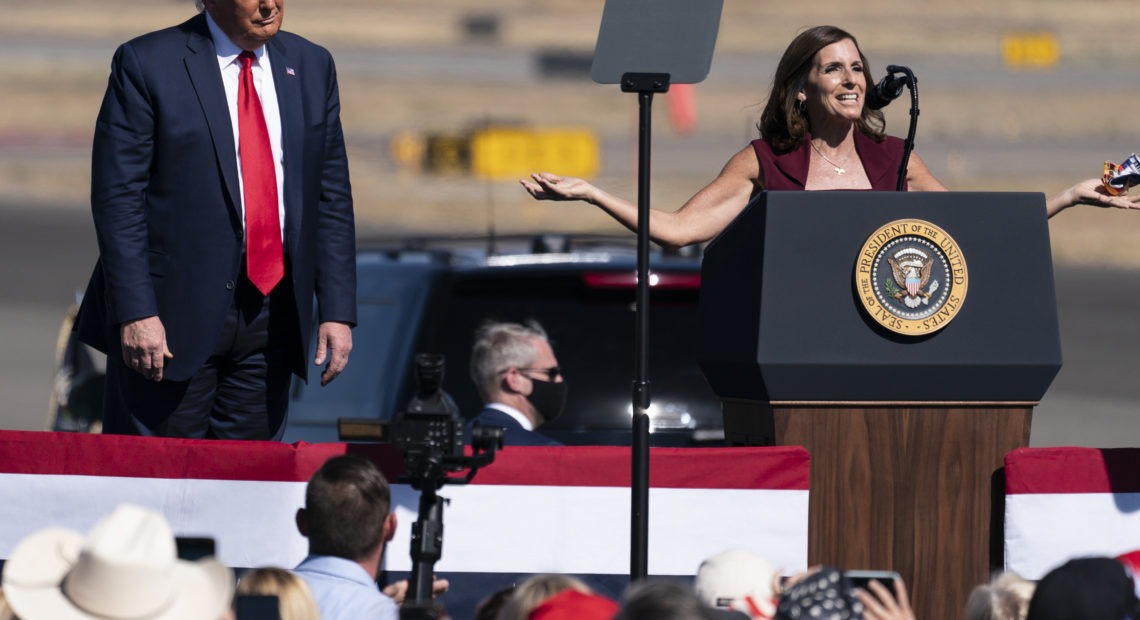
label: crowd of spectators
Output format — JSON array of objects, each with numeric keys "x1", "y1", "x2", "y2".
[{"x1": 1, "y1": 455, "x2": 1137, "y2": 620}]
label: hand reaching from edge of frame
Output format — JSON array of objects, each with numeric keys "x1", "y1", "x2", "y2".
[
  {"x1": 1052, "y1": 178, "x2": 1140, "y2": 216},
  {"x1": 854, "y1": 576, "x2": 916, "y2": 620}
]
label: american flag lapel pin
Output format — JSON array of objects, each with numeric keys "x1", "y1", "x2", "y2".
[{"x1": 286, "y1": 67, "x2": 295, "y2": 76}]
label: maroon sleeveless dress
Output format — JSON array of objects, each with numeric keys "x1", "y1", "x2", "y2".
[{"x1": 751, "y1": 131, "x2": 907, "y2": 191}]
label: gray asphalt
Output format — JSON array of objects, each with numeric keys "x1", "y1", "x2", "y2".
[
  {"x1": 1, "y1": 203, "x2": 98, "y2": 431},
  {"x1": 1, "y1": 199, "x2": 1138, "y2": 447}
]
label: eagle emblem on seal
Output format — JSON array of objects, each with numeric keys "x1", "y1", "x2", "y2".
[
  {"x1": 856, "y1": 218, "x2": 967, "y2": 336},
  {"x1": 886, "y1": 248, "x2": 940, "y2": 308}
]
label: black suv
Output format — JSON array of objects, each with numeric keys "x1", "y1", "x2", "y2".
[
  {"x1": 281, "y1": 234, "x2": 723, "y2": 446},
  {"x1": 50, "y1": 234, "x2": 724, "y2": 446}
]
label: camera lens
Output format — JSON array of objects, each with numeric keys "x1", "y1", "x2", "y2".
[{"x1": 470, "y1": 425, "x2": 505, "y2": 451}]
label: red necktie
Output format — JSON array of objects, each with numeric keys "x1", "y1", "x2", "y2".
[{"x1": 238, "y1": 51, "x2": 284, "y2": 295}]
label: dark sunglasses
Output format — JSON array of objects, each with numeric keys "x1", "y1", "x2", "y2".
[{"x1": 518, "y1": 366, "x2": 562, "y2": 381}]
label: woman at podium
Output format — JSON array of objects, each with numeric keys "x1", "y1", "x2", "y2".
[{"x1": 520, "y1": 25, "x2": 1139, "y2": 249}]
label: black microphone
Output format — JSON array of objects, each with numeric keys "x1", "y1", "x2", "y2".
[{"x1": 866, "y1": 65, "x2": 910, "y2": 110}]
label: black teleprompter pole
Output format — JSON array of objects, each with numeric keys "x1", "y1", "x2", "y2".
[
  {"x1": 589, "y1": 0, "x2": 721, "y2": 583},
  {"x1": 622, "y1": 71, "x2": 669, "y2": 581}
]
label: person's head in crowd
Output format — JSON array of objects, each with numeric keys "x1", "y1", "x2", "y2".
[
  {"x1": 0, "y1": 504, "x2": 234, "y2": 620},
  {"x1": 498, "y1": 574, "x2": 592, "y2": 620},
  {"x1": 964, "y1": 571, "x2": 1035, "y2": 620},
  {"x1": 694, "y1": 549, "x2": 778, "y2": 618},
  {"x1": 530, "y1": 588, "x2": 619, "y2": 620},
  {"x1": 236, "y1": 567, "x2": 320, "y2": 620},
  {"x1": 399, "y1": 601, "x2": 451, "y2": 619},
  {"x1": 470, "y1": 321, "x2": 567, "y2": 428},
  {"x1": 1027, "y1": 556, "x2": 1140, "y2": 620},
  {"x1": 759, "y1": 24, "x2": 885, "y2": 153},
  {"x1": 471, "y1": 584, "x2": 515, "y2": 620},
  {"x1": 615, "y1": 580, "x2": 720, "y2": 620},
  {"x1": 774, "y1": 567, "x2": 862, "y2": 620},
  {"x1": 295, "y1": 453, "x2": 397, "y2": 576}
]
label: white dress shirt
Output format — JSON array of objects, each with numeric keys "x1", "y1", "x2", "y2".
[
  {"x1": 485, "y1": 402, "x2": 535, "y2": 430},
  {"x1": 204, "y1": 12, "x2": 286, "y2": 240}
]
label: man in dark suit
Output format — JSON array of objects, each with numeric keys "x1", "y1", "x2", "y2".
[
  {"x1": 466, "y1": 321, "x2": 565, "y2": 447},
  {"x1": 76, "y1": 0, "x2": 356, "y2": 440}
]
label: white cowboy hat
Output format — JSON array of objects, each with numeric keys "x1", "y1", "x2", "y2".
[
  {"x1": 1, "y1": 504, "x2": 234, "y2": 620},
  {"x1": 695, "y1": 548, "x2": 778, "y2": 619}
]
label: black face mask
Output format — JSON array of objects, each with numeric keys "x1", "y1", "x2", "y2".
[{"x1": 527, "y1": 377, "x2": 567, "y2": 424}]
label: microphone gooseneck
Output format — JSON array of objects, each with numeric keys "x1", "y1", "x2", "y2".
[{"x1": 864, "y1": 64, "x2": 920, "y2": 191}]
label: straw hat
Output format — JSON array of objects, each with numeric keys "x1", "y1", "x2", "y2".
[{"x1": 1, "y1": 504, "x2": 234, "y2": 620}]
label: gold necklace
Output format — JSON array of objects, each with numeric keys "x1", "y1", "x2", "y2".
[{"x1": 810, "y1": 140, "x2": 847, "y2": 175}]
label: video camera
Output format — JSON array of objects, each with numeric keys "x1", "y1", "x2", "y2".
[
  {"x1": 337, "y1": 353, "x2": 503, "y2": 489},
  {"x1": 337, "y1": 353, "x2": 504, "y2": 607},
  {"x1": 390, "y1": 353, "x2": 464, "y2": 463},
  {"x1": 390, "y1": 353, "x2": 503, "y2": 489}
]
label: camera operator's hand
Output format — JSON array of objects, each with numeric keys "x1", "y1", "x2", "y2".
[{"x1": 384, "y1": 577, "x2": 451, "y2": 605}]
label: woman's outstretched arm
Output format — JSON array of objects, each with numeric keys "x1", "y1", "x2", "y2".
[
  {"x1": 520, "y1": 145, "x2": 761, "y2": 249},
  {"x1": 1046, "y1": 178, "x2": 1140, "y2": 218}
]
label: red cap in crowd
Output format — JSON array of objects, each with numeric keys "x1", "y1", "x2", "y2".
[{"x1": 528, "y1": 589, "x2": 619, "y2": 620}]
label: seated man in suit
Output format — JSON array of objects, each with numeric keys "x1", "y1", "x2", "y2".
[{"x1": 466, "y1": 321, "x2": 565, "y2": 447}]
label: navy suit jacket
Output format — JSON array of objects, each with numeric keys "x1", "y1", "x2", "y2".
[
  {"x1": 77, "y1": 14, "x2": 356, "y2": 382},
  {"x1": 465, "y1": 407, "x2": 562, "y2": 447}
]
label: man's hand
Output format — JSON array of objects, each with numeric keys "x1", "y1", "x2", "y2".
[
  {"x1": 315, "y1": 321, "x2": 353, "y2": 386},
  {"x1": 381, "y1": 577, "x2": 451, "y2": 605},
  {"x1": 120, "y1": 316, "x2": 173, "y2": 382}
]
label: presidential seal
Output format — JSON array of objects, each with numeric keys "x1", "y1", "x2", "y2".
[{"x1": 854, "y1": 219, "x2": 968, "y2": 335}]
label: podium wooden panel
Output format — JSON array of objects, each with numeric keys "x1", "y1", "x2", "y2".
[{"x1": 724, "y1": 400, "x2": 1030, "y2": 620}]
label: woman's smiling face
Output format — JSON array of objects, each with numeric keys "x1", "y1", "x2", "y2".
[{"x1": 799, "y1": 38, "x2": 867, "y2": 127}]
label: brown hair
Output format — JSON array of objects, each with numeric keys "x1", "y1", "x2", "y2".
[
  {"x1": 758, "y1": 25, "x2": 886, "y2": 152},
  {"x1": 303, "y1": 454, "x2": 391, "y2": 561}
]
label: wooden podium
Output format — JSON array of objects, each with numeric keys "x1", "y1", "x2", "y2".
[{"x1": 698, "y1": 191, "x2": 1061, "y2": 620}]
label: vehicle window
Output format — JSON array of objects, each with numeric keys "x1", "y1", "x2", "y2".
[
  {"x1": 283, "y1": 262, "x2": 442, "y2": 443},
  {"x1": 427, "y1": 270, "x2": 721, "y2": 443}
]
